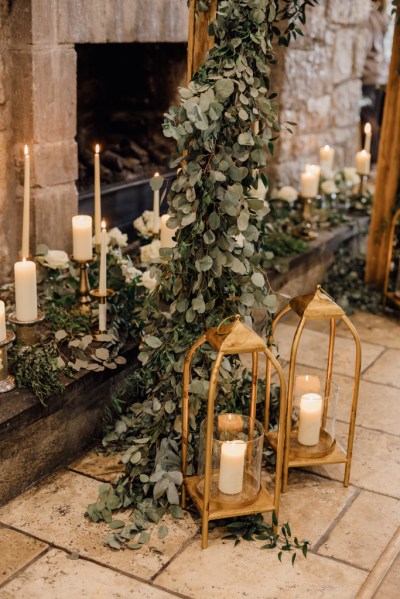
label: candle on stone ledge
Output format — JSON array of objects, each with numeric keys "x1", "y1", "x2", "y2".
[
  {"x1": 22, "y1": 144, "x2": 30, "y2": 258},
  {"x1": 319, "y1": 145, "x2": 334, "y2": 172},
  {"x1": 160, "y1": 214, "x2": 177, "y2": 248},
  {"x1": 364, "y1": 123, "x2": 372, "y2": 154},
  {"x1": 355, "y1": 149, "x2": 371, "y2": 175},
  {"x1": 14, "y1": 258, "x2": 38, "y2": 322},
  {"x1": 0, "y1": 300, "x2": 6, "y2": 342},
  {"x1": 152, "y1": 172, "x2": 160, "y2": 235},
  {"x1": 218, "y1": 440, "x2": 246, "y2": 495},
  {"x1": 72, "y1": 215, "x2": 93, "y2": 261},
  {"x1": 297, "y1": 393, "x2": 323, "y2": 446},
  {"x1": 94, "y1": 144, "x2": 102, "y2": 245}
]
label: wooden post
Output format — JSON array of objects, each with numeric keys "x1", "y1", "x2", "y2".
[
  {"x1": 187, "y1": 0, "x2": 218, "y2": 84},
  {"x1": 365, "y1": 19, "x2": 400, "y2": 285}
]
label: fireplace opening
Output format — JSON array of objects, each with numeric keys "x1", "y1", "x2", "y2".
[{"x1": 76, "y1": 42, "x2": 186, "y2": 192}]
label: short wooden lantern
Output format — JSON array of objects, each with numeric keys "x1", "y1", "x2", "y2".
[
  {"x1": 181, "y1": 315, "x2": 287, "y2": 549},
  {"x1": 383, "y1": 207, "x2": 400, "y2": 310},
  {"x1": 265, "y1": 286, "x2": 362, "y2": 493}
]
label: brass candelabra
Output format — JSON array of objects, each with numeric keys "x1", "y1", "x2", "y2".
[
  {"x1": 72, "y1": 256, "x2": 95, "y2": 314},
  {"x1": 90, "y1": 289, "x2": 116, "y2": 333},
  {"x1": 0, "y1": 331, "x2": 16, "y2": 392},
  {"x1": 8, "y1": 311, "x2": 45, "y2": 351},
  {"x1": 295, "y1": 195, "x2": 318, "y2": 240}
]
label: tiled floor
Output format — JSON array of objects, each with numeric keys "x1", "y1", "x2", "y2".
[{"x1": 0, "y1": 310, "x2": 399, "y2": 598}]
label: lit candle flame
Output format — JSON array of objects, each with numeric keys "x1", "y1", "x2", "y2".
[
  {"x1": 95, "y1": 144, "x2": 100, "y2": 154},
  {"x1": 101, "y1": 220, "x2": 106, "y2": 230},
  {"x1": 22, "y1": 257, "x2": 26, "y2": 262},
  {"x1": 24, "y1": 145, "x2": 29, "y2": 156},
  {"x1": 364, "y1": 123, "x2": 371, "y2": 135},
  {"x1": 155, "y1": 172, "x2": 159, "y2": 177},
  {"x1": 323, "y1": 145, "x2": 330, "y2": 151}
]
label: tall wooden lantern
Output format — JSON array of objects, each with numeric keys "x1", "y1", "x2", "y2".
[
  {"x1": 181, "y1": 315, "x2": 287, "y2": 549},
  {"x1": 265, "y1": 286, "x2": 362, "y2": 493},
  {"x1": 383, "y1": 208, "x2": 400, "y2": 309}
]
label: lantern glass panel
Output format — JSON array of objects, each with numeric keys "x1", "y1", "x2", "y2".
[{"x1": 197, "y1": 414, "x2": 264, "y2": 506}]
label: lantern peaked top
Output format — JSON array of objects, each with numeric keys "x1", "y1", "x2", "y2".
[
  {"x1": 290, "y1": 285, "x2": 345, "y2": 320},
  {"x1": 205, "y1": 314, "x2": 266, "y2": 354}
]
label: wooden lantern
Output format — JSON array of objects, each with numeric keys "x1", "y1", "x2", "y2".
[
  {"x1": 265, "y1": 286, "x2": 362, "y2": 493},
  {"x1": 181, "y1": 315, "x2": 287, "y2": 549},
  {"x1": 383, "y1": 208, "x2": 400, "y2": 310}
]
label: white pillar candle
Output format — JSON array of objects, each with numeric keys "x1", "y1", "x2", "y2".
[
  {"x1": 218, "y1": 440, "x2": 246, "y2": 495},
  {"x1": 0, "y1": 300, "x2": 6, "y2": 342},
  {"x1": 355, "y1": 150, "x2": 371, "y2": 175},
  {"x1": 319, "y1": 145, "x2": 334, "y2": 172},
  {"x1": 160, "y1": 214, "x2": 177, "y2": 248},
  {"x1": 94, "y1": 144, "x2": 101, "y2": 245},
  {"x1": 99, "y1": 221, "x2": 107, "y2": 296},
  {"x1": 152, "y1": 172, "x2": 160, "y2": 235},
  {"x1": 295, "y1": 374, "x2": 321, "y2": 399},
  {"x1": 72, "y1": 215, "x2": 93, "y2": 261},
  {"x1": 297, "y1": 393, "x2": 323, "y2": 446},
  {"x1": 14, "y1": 259, "x2": 38, "y2": 322},
  {"x1": 364, "y1": 123, "x2": 372, "y2": 154},
  {"x1": 301, "y1": 166, "x2": 319, "y2": 198},
  {"x1": 22, "y1": 144, "x2": 30, "y2": 258},
  {"x1": 305, "y1": 163, "x2": 321, "y2": 179}
]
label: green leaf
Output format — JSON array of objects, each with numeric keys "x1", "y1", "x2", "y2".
[
  {"x1": 214, "y1": 78, "x2": 234, "y2": 102},
  {"x1": 251, "y1": 272, "x2": 265, "y2": 288},
  {"x1": 238, "y1": 132, "x2": 254, "y2": 146},
  {"x1": 144, "y1": 336, "x2": 163, "y2": 348},
  {"x1": 157, "y1": 524, "x2": 169, "y2": 539},
  {"x1": 109, "y1": 520, "x2": 125, "y2": 530},
  {"x1": 195, "y1": 256, "x2": 213, "y2": 272},
  {"x1": 170, "y1": 505, "x2": 185, "y2": 519},
  {"x1": 138, "y1": 531, "x2": 151, "y2": 544},
  {"x1": 150, "y1": 174, "x2": 163, "y2": 191}
]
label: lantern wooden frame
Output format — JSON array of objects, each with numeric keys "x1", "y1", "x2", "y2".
[
  {"x1": 383, "y1": 208, "x2": 400, "y2": 310},
  {"x1": 265, "y1": 286, "x2": 362, "y2": 493},
  {"x1": 181, "y1": 315, "x2": 287, "y2": 549}
]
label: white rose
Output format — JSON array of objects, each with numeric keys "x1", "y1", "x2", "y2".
[
  {"x1": 140, "y1": 240, "x2": 161, "y2": 266},
  {"x1": 141, "y1": 270, "x2": 158, "y2": 291},
  {"x1": 122, "y1": 264, "x2": 143, "y2": 283},
  {"x1": 42, "y1": 250, "x2": 69, "y2": 270},
  {"x1": 108, "y1": 227, "x2": 128, "y2": 248},
  {"x1": 251, "y1": 177, "x2": 268, "y2": 201},
  {"x1": 321, "y1": 180, "x2": 338, "y2": 195},
  {"x1": 343, "y1": 167, "x2": 360, "y2": 186},
  {"x1": 277, "y1": 185, "x2": 298, "y2": 202}
]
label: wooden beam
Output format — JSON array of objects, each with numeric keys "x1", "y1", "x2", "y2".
[
  {"x1": 365, "y1": 19, "x2": 400, "y2": 285},
  {"x1": 186, "y1": 0, "x2": 218, "y2": 84}
]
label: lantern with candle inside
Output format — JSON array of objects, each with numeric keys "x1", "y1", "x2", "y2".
[
  {"x1": 181, "y1": 315, "x2": 287, "y2": 549},
  {"x1": 265, "y1": 286, "x2": 361, "y2": 493}
]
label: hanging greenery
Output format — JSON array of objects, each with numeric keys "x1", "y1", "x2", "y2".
[{"x1": 87, "y1": 0, "x2": 318, "y2": 555}]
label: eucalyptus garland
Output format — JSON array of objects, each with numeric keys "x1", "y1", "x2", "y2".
[{"x1": 87, "y1": 0, "x2": 317, "y2": 556}]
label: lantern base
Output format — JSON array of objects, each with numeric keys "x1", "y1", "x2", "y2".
[
  {"x1": 195, "y1": 471, "x2": 260, "y2": 510},
  {"x1": 184, "y1": 476, "x2": 275, "y2": 521},
  {"x1": 384, "y1": 290, "x2": 400, "y2": 310},
  {"x1": 267, "y1": 430, "x2": 347, "y2": 468}
]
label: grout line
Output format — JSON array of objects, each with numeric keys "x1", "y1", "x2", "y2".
[
  {"x1": 313, "y1": 551, "x2": 370, "y2": 574},
  {"x1": 335, "y1": 419, "x2": 400, "y2": 439},
  {"x1": 355, "y1": 527, "x2": 400, "y2": 598},
  {"x1": 66, "y1": 466, "x2": 121, "y2": 485},
  {"x1": 0, "y1": 544, "x2": 51, "y2": 590},
  {"x1": 311, "y1": 487, "x2": 361, "y2": 553},
  {"x1": 151, "y1": 529, "x2": 199, "y2": 583},
  {"x1": 0, "y1": 522, "x2": 190, "y2": 598}
]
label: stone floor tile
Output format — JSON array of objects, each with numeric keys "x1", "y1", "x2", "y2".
[
  {"x1": 0, "y1": 548, "x2": 176, "y2": 598},
  {"x1": 272, "y1": 324, "x2": 384, "y2": 377},
  {"x1": 318, "y1": 490, "x2": 400, "y2": 571},
  {"x1": 374, "y1": 551, "x2": 400, "y2": 599},
  {"x1": 362, "y1": 349, "x2": 400, "y2": 389},
  {"x1": 155, "y1": 534, "x2": 366, "y2": 599},
  {"x1": 0, "y1": 470, "x2": 197, "y2": 581},
  {"x1": 335, "y1": 311, "x2": 400, "y2": 349},
  {"x1": 0, "y1": 526, "x2": 48, "y2": 585},
  {"x1": 281, "y1": 364, "x2": 400, "y2": 436},
  {"x1": 277, "y1": 471, "x2": 356, "y2": 546},
  {"x1": 68, "y1": 450, "x2": 124, "y2": 483},
  {"x1": 307, "y1": 422, "x2": 400, "y2": 499}
]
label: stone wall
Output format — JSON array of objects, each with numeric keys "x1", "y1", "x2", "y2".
[
  {"x1": 0, "y1": 0, "x2": 188, "y2": 280},
  {"x1": 269, "y1": 0, "x2": 371, "y2": 186}
]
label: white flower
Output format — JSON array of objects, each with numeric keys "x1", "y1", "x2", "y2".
[
  {"x1": 108, "y1": 227, "x2": 128, "y2": 248},
  {"x1": 251, "y1": 177, "x2": 268, "y2": 202},
  {"x1": 141, "y1": 270, "x2": 158, "y2": 291},
  {"x1": 276, "y1": 185, "x2": 298, "y2": 203},
  {"x1": 343, "y1": 167, "x2": 360, "y2": 186},
  {"x1": 140, "y1": 239, "x2": 161, "y2": 266},
  {"x1": 122, "y1": 264, "x2": 143, "y2": 283},
  {"x1": 41, "y1": 250, "x2": 69, "y2": 270},
  {"x1": 133, "y1": 210, "x2": 154, "y2": 239},
  {"x1": 321, "y1": 180, "x2": 338, "y2": 195}
]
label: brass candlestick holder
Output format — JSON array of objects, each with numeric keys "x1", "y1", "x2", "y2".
[
  {"x1": 0, "y1": 331, "x2": 16, "y2": 392},
  {"x1": 295, "y1": 195, "x2": 318, "y2": 240},
  {"x1": 90, "y1": 289, "x2": 116, "y2": 333},
  {"x1": 8, "y1": 311, "x2": 45, "y2": 350},
  {"x1": 72, "y1": 256, "x2": 95, "y2": 314},
  {"x1": 351, "y1": 173, "x2": 370, "y2": 211}
]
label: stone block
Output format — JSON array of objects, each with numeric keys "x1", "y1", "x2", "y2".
[
  {"x1": 353, "y1": 29, "x2": 369, "y2": 78},
  {"x1": 331, "y1": 79, "x2": 362, "y2": 128},
  {"x1": 327, "y1": 0, "x2": 371, "y2": 26},
  {"x1": 333, "y1": 28, "x2": 355, "y2": 84},
  {"x1": 57, "y1": 0, "x2": 107, "y2": 43},
  {"x1": 9, "y1": 50, "x2": 34, "y2": 141},
  {"x1": 31, "y1": 0, "x2": 57, "y2": 44},
  {"x1": 32, "y1": 140, "x2": 78, "y2": 187},
  {"x1": 291, "y1": 2, "x2": 328, "y2": 49},
  {"x1": 9, "y1": 0, "x2": 32, "y2": 46},
  {"x1": 32, "y1": 47, "x2": 76, "y2": 142},
  {"x1": 32, "y1": 182, "x2": 78, "y2": 253},
  {"x1": 283, "y1": 45, "x2": 333, "y2": 109},
  {"x1": 332, "y1": 124, "x2": 360, "y2": 166}
]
